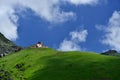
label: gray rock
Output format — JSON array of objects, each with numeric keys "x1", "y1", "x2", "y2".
[
  {"x1": 3, "y1": 53, "x2": 7, "y2": 56},
  {"x1": 101, "y1": 50, "x2": 119, "y2": 56},
  {"x1": 0, "y1": 54, "x2": 3, "y2": 57},
  {"x1": 0, "y1": 33, "x2": 22, "y2": 58}
]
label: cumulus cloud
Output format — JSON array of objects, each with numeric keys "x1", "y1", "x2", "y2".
[
  {"x1": 58, "y1": 29, "x2": 88, "y2": 51},
  {"x1": 0, "y1": 0, "x2": 100, "y2": 40},
  {"x1": 18, "y1": 0, "x2": 76, "y2": 23},
  {"x1": 0, "y1": 1, "x2": 18, "y2": 40},
  {"x1": 97, "y1": 11, "x2": 120, "y2": 51}
]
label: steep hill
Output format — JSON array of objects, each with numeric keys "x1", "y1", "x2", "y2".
[
  {"x1": 0, "y1": 33, "x2": 21, "y2": 57},
  {"x1": 0, "y1": 48, "x2": 120, "y2": 80}
]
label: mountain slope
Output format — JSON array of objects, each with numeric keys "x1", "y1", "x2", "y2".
[
  {"x1": 0, "y1": 33, "x2": 15, "y2": 46},
  {"x1": 0, "y1": 33, "x2": 21, "y2": 57},
  {"x1": 0, "y1": 48, "x2": 120, "y2": 80}
]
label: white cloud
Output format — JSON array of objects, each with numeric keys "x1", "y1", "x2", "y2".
[
  {"x1": 58, "y1": 29, "x2": 88, "y2": 51},
  {"x1": 95, "y1": 25, "x2": 106, "y2": 31},
  {"x1": 98, "y1": 11, "x2": 120, "y2": 51},
  {"x1": 0, "y1": 0, "x2": 100, "y2": 40},
  {"x1": 18, "y1": 0, "x2": 75, "y2": 23},
  {"x1": 70, "y1": 30, "x2": 88, "y2": 42},
  {"x1": 65, "y1": 0, "x2": 99, "y2": 5},
  {"x1": 0, "y1": 1, "x2": 18, "y2": 40},
  {"x1": 58, "y1": 40, "x2": 80, "y2": 51}
]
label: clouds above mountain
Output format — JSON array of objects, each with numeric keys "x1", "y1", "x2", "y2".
[
  {"x1": 58, "y1": 29, "x2": 88, "y2": 51},
  {"x1": 0, "y1": 0, "x2": 100, "y2": 40},
  {"x1": 97, "y1": 11, "x2": 120, "y2": 51}
]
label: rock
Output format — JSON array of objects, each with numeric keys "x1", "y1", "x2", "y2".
[
  {"x1": 101, "y1": 50, "x2": 119, "y2": 56},
  {"x1": 3, "y1": 53, "x2": 7, "y2": 56},
  {"x1": 0, "y1": 54, "x2": 4, "y2": 57},
  {"x1": 0, "y1": 33, "x2": 22, "y2": 57}
]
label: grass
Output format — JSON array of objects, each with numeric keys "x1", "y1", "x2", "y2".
[{"x1": 0, "y1": 48, "x2": 120, "y2": 80}]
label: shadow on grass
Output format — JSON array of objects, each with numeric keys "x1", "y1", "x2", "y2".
[{"x1": 27, "y1": 54, "x2": 120, "y2": 80}]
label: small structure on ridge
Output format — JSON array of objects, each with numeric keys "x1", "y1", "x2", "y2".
[{"x1": 32, "y1": 42, "x2": 48, "y2": 48}]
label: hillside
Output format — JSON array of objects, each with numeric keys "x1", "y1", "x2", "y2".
[
  {"x1": 0, "y1": 33, "x2": 15, "y2": 47},
  {"x1": 0, "y1": 33, "x2": 16, "y2": 55},
  {"x1": 0, "y1": 48, "x2": 120, "y2": 80},
  {"x1": 0, "y1": 33, "x2": 21, "y2": 57}
]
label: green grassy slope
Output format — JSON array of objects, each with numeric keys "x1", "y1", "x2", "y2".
[{"x1": 0, "y1": 48, "x2": 120, "y2": 80}]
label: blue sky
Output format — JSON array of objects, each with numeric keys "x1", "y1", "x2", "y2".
[{"x1": 0, "y1": 0, "x2": 120, "y2": 53}]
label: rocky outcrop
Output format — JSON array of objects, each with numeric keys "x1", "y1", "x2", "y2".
[
  {"x1": 0, "y1": 33, "x2": 22, "y2": 57},
  {"x1": 101, "y1": 50, "x2": 119, "y2": 56}
]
